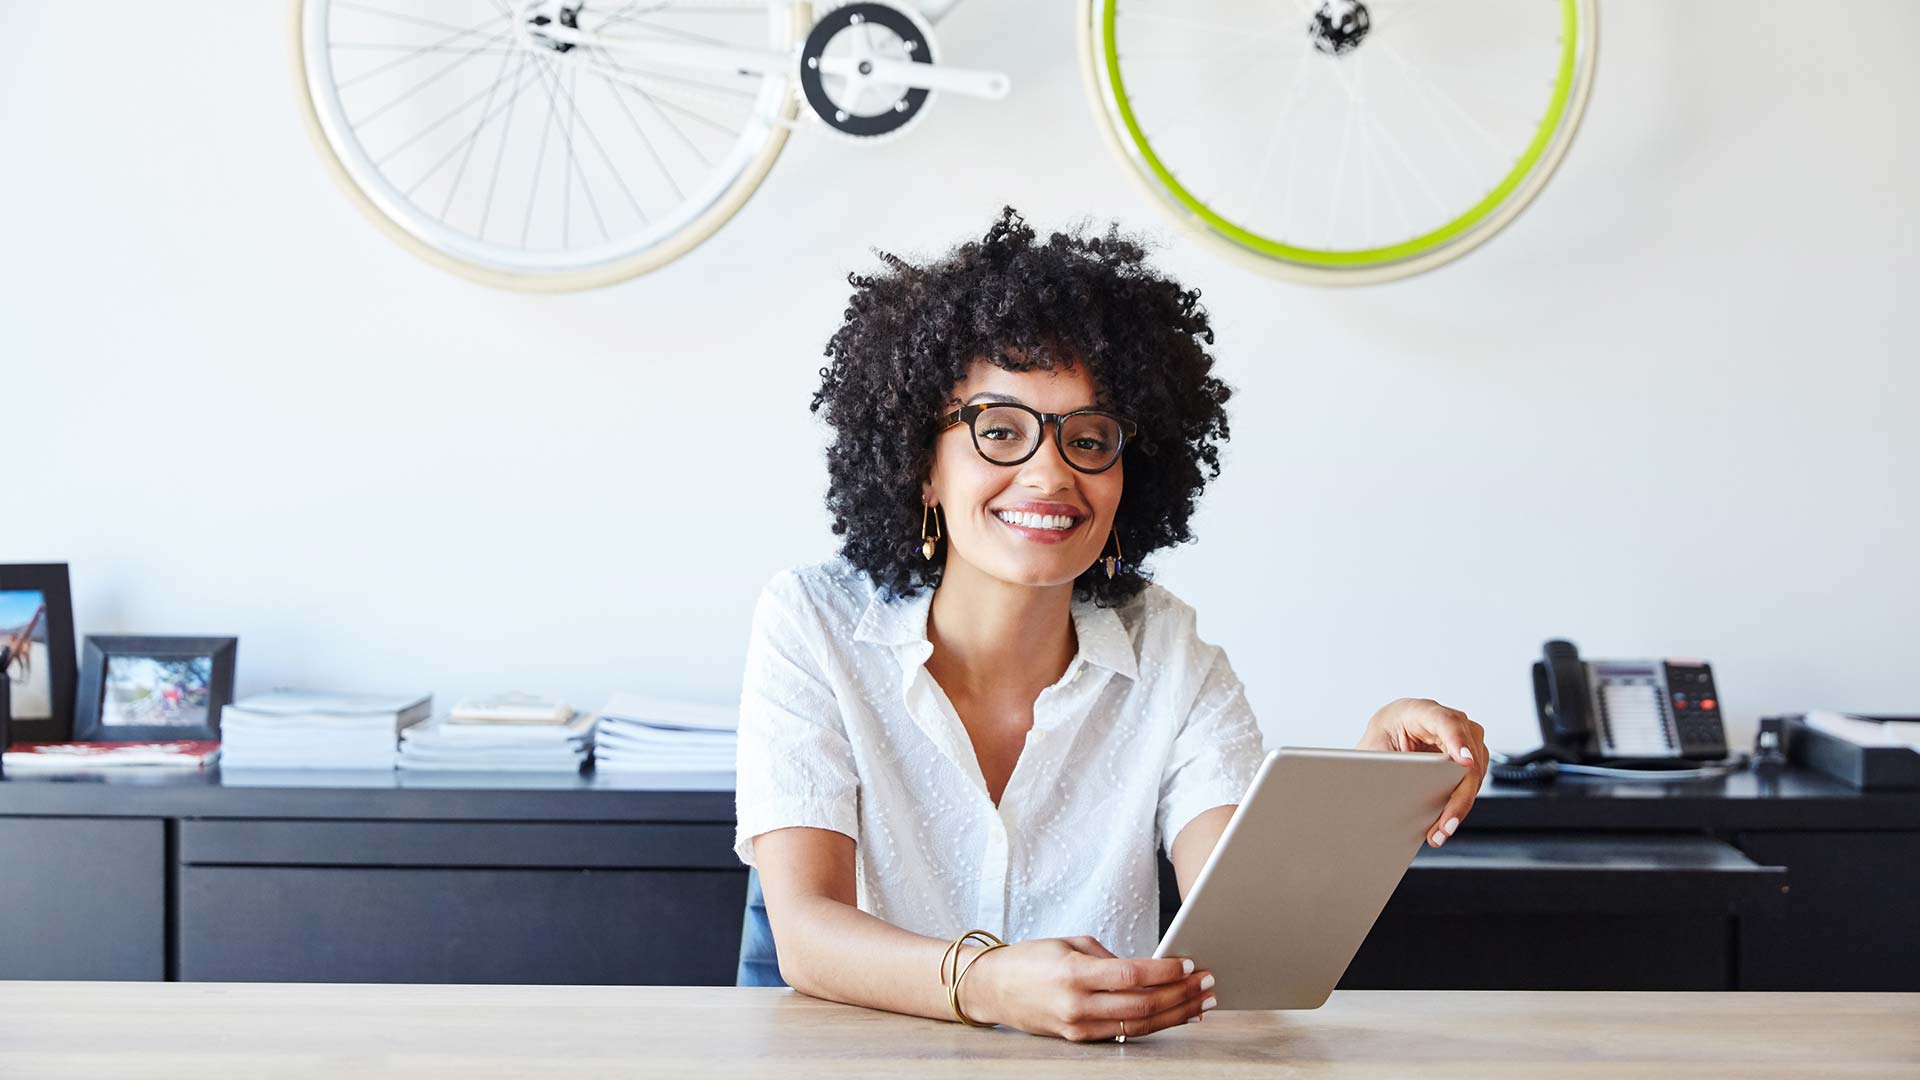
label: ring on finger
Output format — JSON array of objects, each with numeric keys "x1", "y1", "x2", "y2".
[{"x1": 1115, "y1": 1018, "x2": 1129, "y2": 1043}]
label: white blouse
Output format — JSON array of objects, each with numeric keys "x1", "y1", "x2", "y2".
[{"x1": 733, "y1": 558, "x2": 1267, "y2": 959}]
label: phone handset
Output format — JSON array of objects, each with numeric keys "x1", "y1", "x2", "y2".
[{"x1": 1533, "y1": 639, "x2": 1591, "y2": 753}]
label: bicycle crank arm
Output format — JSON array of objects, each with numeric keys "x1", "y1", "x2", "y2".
[{"x1": 814, "y1": 54, "x2": 1009, "y2": 100}]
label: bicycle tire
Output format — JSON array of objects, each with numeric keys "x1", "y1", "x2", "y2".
[
  {"x1": 292, "y1": 0, "x2": 810, "y2": 292},
  {"x1": 1079, "y1": 0, "x2": 1598, "y2": 285}
]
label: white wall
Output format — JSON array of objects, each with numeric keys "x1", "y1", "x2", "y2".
[{"x1": 4, "y1": 1, "x2": 1915, "y2": 756}]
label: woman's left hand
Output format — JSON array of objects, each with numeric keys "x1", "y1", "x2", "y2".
[{"x1": 1356, "y1": 698, "x2": 1488, "y2": 848}]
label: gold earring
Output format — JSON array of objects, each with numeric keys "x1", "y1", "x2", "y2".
[
  {"x1": 921, "y1": 503, "x2": 942, "y2": 561},
  {"x1": 1103, "y1": 528, "x2": 1124, "y2": 579}
]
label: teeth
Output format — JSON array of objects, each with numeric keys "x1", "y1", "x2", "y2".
[{"x1": 996, "y1": 510, "x2": 1076, "y2": 531}]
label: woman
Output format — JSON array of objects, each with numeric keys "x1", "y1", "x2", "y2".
[{"x1": 735, "y1": 208, "x2": 1487, "y2": 1042}]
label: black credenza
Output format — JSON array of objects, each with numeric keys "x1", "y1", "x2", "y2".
[{"x1": 1, "y1": 768, "x2": 1913, "y2": 990}]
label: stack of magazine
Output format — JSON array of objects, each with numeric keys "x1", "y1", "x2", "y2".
[
  {"x1": 593, "y1": 692, "x2": 736, "y2": 773},
  {"x1": 220, "y1": 690, "x2": 432, "y2": 770},
  {"x1": 398, "y1": 693, "x2": 593, "y2": 773},
  {"x1": 2, "y1": 740, "x2": 222, "y2": 773}
]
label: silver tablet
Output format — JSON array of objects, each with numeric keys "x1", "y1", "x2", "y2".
[{"x1": 1153, "y1": 746, "x2": 1464, "y2": 1010}]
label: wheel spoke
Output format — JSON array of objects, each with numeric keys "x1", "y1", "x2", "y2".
[
  {"x1": 348, "y1": 26, "x2": 517, "y2": 129},
  {"x1": 601, "y1": 14, "x2": 737, "y2": 48},
  {"x1": 332, "y1": 10, "x2": 510, "y2": 91},
  {"x1": 442, "y1": 48, "x2": 524, "y2": 217},
  {"x1": 582, "y1": 51, "x2": 688, "y2": 203},
  {"x1": 1377, "y1": 39, "x2": 1509, "y2": 162},
  {"x1": 586, "y1": 48, "x2": 743, "y2": 146},
  {"x1": 402, "y1": 52, "x2": 543, "y2": 199},
  {"x1": 521, "y1": 54, "x2": 564, "y2": 248},
  {"x1": 331, "y1": 42, "x2": 519, "y2": 53},
  {"x1": 478, "y1": 51, "x2": 530, "y2": 242},
  {"x1": 1232, "y1": 40, "x2": 1316, "y2": 228},
  {"x1": 332, "y1": 2, "x2": 508, "y2": 42},
  {"x1": 531, "y1": 58, "x2": 610, "y2": 245},
  {"x1": 1120, "y1": 11, "x2": 1294, "y2": 44},
  {"x1": 375, "y1": 43, "x2": 523, "y2": 167}
]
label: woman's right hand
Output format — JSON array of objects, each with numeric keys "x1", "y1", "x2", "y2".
[{"x1": 959, "y1": 935, "x2": 1216, "y2": 1042}]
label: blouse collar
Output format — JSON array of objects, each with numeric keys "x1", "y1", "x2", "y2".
[{"x1": 853, "y1": 581, "x2": 1139, "y2": 682}]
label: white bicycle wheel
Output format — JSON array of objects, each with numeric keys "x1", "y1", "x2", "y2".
[
  {"x1": 1080, "y1": 0, "x2": 1598, "y2": 285},
  {"x1": 294, "y1": 1, "x2": 810, "y2": 291}
]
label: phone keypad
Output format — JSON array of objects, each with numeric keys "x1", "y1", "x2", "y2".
[{"x1": 1665, "y1": 665, "x2": 1726, "y2": 756}]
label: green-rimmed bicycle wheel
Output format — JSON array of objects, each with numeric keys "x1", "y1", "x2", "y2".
[{"x1": 1080, "y1": 0, "x2": 1598, "y2": 284}]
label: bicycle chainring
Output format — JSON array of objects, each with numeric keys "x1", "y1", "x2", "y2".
[{"x1": 797, "y1": 2, "x2": 936, "y2": 139}]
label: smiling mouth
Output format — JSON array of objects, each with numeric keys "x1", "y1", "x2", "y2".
[
  {"x1": 993, "y1": 509, "x2": 1080, "y2": 531},
  {"x1": 992, "y1": 509, "x2": 1084, "y2": 546}
]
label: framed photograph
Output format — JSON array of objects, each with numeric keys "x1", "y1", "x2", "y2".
[
  {"x1": 1, "y1": 564, "x2": 79, "y2": 744},
  {"x1": 74, "y1": 635, "x2": 238, "y2": 743}
]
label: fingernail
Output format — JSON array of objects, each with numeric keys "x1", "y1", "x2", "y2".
[
  {"x1": 1457, "y1": 747, "x2": 1474, "y2": 762},
  {"x1": 1187, "y1": 1015, "x2": 1201, "y2": 1024},
  {"x1": 1201, "y1": 996, "x2": 1218, "y2": 1011},
  {"x1": 1444, "y1": 817, "x2": 1459, "y2": 836},
  {"x1": 1431, "y1": 831, "x2": 1446, "y2": 847},
  {"x1": 1181, "y1": 958, "x2": 1194, "y2": 975},
  {"x1": 1199, "y1": 974, "x2": 1215, "y2": 991}
]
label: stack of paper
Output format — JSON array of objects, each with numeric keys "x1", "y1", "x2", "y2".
[
  {"x1": 1804, "y1": 711, "x2": 1920, "y2": 751},
  {"x1": 399, "y1": 711, "x2": 595, "y2": 772},
  {"x1": 593, "y1": 692, "x2": 737, "y2": 773},
  {"x1": 220, "y1": 690, "x2": 432, "y2": 770}
]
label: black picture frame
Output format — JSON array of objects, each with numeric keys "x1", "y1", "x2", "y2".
[
  {"x1": 0, "y1": 563, "x2": 79, "y2": 744},
  {"x1": 74, "y1": 635, "x2": 238, "y2": 743}
]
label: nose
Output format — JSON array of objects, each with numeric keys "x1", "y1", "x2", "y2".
[{"x1": 1016, "y1": 421, "x2": 1077, "y2": 492}]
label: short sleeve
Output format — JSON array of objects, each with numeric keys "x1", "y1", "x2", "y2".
[
  {"x1": 732, "y1": 573, "x2": 861, "y2": 868},
  {"x1": 1155, "y1": 627, "x2": 1267, "y2": 862}
]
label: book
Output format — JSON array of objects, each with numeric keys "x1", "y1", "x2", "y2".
[
  {"x1": 398, "y1": 746, "x2": 588, "y2": 769},
  {"x1": 220, "y1": 689, "x2": 432, "y2": 770},
  {"x1": 594, "y1": 750, "x2": 735, "y2": 773},
  {"x1": 223, "y1": 689, "x2": 432, "y2": 731},
  {"x1": 403, "y1": 712, "x2": 597, "y2": 748},
  {"x1": 393, "y1": 753, "x2": 587, "y2": 768},
  {"x1": 449, "y1": 692, "x2": 573, "y2": 725},
  {"x1": 586, "y1": 694, "x2": 736, "y2": 773},
  {"x1": 598, "y1": 692, "x2": 738, "y2": 732},
  {"x1": 3, "y1": 740, "x2": 222, "y2": 771},
  {"x1": 397, "y1": 713, "x2": 594, "y2": 773},
  {"x1": 222, "y1": 689, "x2": 431, "y2": 716}
]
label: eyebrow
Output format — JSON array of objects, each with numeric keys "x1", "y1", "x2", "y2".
[{"x1": 964, "y1": 391, "x2": 1099, "y2": 411}]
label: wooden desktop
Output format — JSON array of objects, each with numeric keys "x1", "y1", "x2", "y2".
[{"x1": 2, "y1": 982, "x2": 1913, "y2": 1078}]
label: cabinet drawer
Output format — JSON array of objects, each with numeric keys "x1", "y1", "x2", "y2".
[
  {"x1": 0, "y1": 817, "x2": 164, "y2": 980},
  {"x1": 1735, "y1": 831, "x2": 1920, "y2": 990},
  {"x1": 179, "y1": 820, "x2": 737, "y2": 869},
  {"x1": 178, "y1": 865, "x2": 748, "y2": 984}
]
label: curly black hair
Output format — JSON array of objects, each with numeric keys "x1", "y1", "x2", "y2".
[{"x1": 810, "y1": 206, "x2": 1233, "y2": 607}]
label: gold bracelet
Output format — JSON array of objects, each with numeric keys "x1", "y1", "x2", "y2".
[
  {"x1": 940, "y1": 930, "x2": 1006, "y2": 1027},
  {"x1": 950, "y1": 942, "x2": 1009, "y2": 1027},
  {"x1": 939, "y1": 930, "x2": 1002, "y2": 990}
]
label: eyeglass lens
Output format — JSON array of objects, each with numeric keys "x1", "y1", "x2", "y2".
[{"x1": 973, "y1": 406, "x2": 1123, "y2": 471}]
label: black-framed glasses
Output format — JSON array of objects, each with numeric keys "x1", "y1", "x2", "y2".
[{"x1": 937, "y1": 402, "x2": 1138, "y2": 475}]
